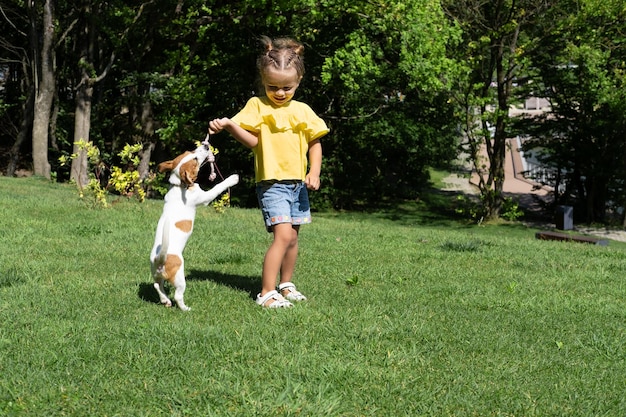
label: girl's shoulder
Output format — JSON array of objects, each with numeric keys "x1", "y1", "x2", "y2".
[
  {"x1": 243, "y1": 96, "x2": 265, "y2": 107},
  {"x1": 286, "y1": 100, "x2": 320, "y2": 118}
]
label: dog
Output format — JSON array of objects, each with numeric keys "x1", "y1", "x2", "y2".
[{"x1": 150, "y1": 140, "x2": 239, "y2": 310}]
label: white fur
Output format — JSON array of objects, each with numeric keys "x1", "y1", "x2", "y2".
[{"x1": 150, "y1": 143, "x2": 239, "y2": 310}]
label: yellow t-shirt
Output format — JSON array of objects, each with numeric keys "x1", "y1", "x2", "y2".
[{"x1": 231, "y1": 96, "x2": 329, "y2": 183}]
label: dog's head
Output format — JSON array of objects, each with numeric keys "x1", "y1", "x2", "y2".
[{"x1": 158, "y1": 143, "x2": 212, "y2": 187}]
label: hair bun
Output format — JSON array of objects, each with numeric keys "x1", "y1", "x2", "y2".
[{"x1": 257, "y1": 36, "x2": 306, "y2": 77}]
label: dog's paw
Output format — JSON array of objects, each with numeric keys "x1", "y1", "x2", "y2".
[{"x1": 226, "y1": 174, "x2": 239, "y2": 187}]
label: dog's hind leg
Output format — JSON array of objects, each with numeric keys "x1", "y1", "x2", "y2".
[
  {"x1": 153, "y1": 278, "x2": 173, "y2": 307},
  {"x1": 158, "y1": 254, "x2": 189, "y2": 311},
  {"x1": 151, "y1": 218, "x2": 173, "y2": 307},
  {"x1": 171, "y1": 273, "x2": 190, "y2": 311}
]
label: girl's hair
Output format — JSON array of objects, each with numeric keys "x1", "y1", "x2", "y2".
[{"x1": 256, "y1": 36, "x2": 305, "y2": 78}]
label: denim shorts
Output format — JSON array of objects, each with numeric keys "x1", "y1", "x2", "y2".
[{"x1": 256, "y1": 180, "x2": 311, "y2": 232}]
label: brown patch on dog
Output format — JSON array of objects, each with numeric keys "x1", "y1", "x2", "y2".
[
  {"x1": 175, "y1": 219, "x2": 193, "y2": 233},
  {"x1": 179, "y1": 160, "x2": 199, "y2": 186},
  {"x1": 157, "y1": 151, "x2": 200, "y2": 187},
  {"x1": 164, "y1": 254, "x2": 182, "y2": 283}
]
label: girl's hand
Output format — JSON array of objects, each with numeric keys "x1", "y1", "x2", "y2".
[
  {"x1": 306, "y1": 140, "x2": 322, "y2": 190},
  {"x1": 305, "y1": 173, "x2": 320, "y2": 191},
  {"x1": 209, "y1": 117, "x2": 259, "y2": 148},
  {"x1": 208, "y1": 118, "x2": 231, "y2": 134}
]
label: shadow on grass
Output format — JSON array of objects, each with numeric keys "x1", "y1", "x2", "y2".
[
  {"x1": 379, "y1": 189, "x2": 471, "y2": 226},
  {"x1": 0, "y1": 267, "x2": 28, "y2": 288},
  {"x1": 318, "y1": 188, "x2": 479, "y2": 228},
  {"x1": 137, "y1": 282, "x2": 162, "y2": 305},
  {"x1": 326, "y1": 186, "x2": 553, "y2": 229},
  {"x1": 137, "y1": 270, "x2": 259, "y2": 305},
  {"x1": 188, "y1": 269, "x2": 258, "y2": 300}
]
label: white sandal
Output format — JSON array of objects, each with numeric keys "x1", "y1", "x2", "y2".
[
  {"x1": 256, "y1": 290, "x2": 293, "y2": 308},
  {"x1": 278, "y1": 282, "x2": 307, "y2": 301}
]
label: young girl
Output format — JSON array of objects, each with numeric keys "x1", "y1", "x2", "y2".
[{"x1": 209, "y1": 36, "x2": 329, "y2": 308}]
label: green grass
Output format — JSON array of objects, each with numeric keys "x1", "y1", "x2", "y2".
[
  {"x1": 428, "y1": 167, "x2": 452, "y2": 189},
  {"x1": 1, "y1": 177, "x2": 626, "y2": 416}
]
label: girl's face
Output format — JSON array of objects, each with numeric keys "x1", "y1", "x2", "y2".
[{"x1": 262, "y1": 66, "x2": 301, "y2": 107}]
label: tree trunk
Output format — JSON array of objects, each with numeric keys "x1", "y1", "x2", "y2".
[
  {"x1": 69, "y1": 1, "x2": 96, "y2": 189},
  {"x1": 7, "y1": 12, "x2": 37, "y2": 177},
  {"x1": 8, "y1": 83, "x2": 34, "y2": 176},
  {"x1": 622, "y1": 203, "x2": 626, "y2": 227},
  {"x1": 66, "y1": 1, "x2": 148, "y2": 187},
  {"x1": 70, "y1": 82, "x2": 93, "y2": 188},
  {"x1": 31, "y1": 0, "x2": 54, "y2": 179},
  {"x1": 137, "y1": 99, "x2": 156, "y2": 180},
  {"x1": 138, "y1": 142, "x2": 155, "y2": 180},
  {"x1": 50, "y1": 90, "x2": 60, "y2": 151},
  {"x1": 486, "y1": 46, "x2": 510, "y2": 220},
  {"x1": 487, "y1": 129, "x2": 506, "y2": 219},
  {"x1": 623, "y1": 138, "x2": 626, "y2": 227},
  {"x1": 69, "y1": 1, "x2": 125, "y2": 188}
]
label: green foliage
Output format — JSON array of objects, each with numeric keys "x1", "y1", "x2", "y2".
[
  {"x1": 211, "y1": 191, "x2": 231, "y2": 214},
  {"x1": 2, "y1": 0, "x2": 466, "y2": 209},
  {"x1": 501, "y1": 197, "x2": 524, "y2": 221},
  {"x1": 6, "y1": 0, "x2": 626, "y2": 220},
  {"x1": 397, "y1": 0, "x2": 464, "y2": 92},
  {"x1": 59, "y1": 140, "x2": 146, "y2": 208},
  {"x1": 307, "y1": 0, "x2": 462, "y2": 208},
  {"x1": 520, "y1": 0, "x2": 626, "y2": 222},
  {"x1": 454, "y1": 194, "x2": 522, "y2": 223},
  {"x1": 144, "y1": 171, "x2": 169, "y2": 198},
  {"x1": 455, "y1": 194, "x2": 482, "y2": 221},
  {"x1": 444, "y1": 0, "x2": 554, "y2": 220},
  {"x1": 321, "y1": 31, "x2": 383, "y2": 91}
]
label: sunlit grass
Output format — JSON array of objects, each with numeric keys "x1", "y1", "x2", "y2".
[{"x1": 1, "y1": 176, "x2": 626, "y2": 416}]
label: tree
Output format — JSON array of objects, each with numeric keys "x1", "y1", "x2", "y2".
[
  {"x1": 444, "y1": 0, "x2": 553, "y2": 220},
  {"x1": 31, "y1": 0, "x2": 54, "y2": 179},
  {"x1": 69, "y1": 1, "x2": 151, "y2": 188},
  {"x1": 302, "y1": 0, "x2": 462, "y2": 208},
  {"x1": 0, "y1": 1, "x2": 35, "y2": 176},
  {"x1": 1, "y1": 0, "x2": 471, "y2": 210},
  {"x1": 522, "y1": 0, "x2": 626, "y2": 223},
  {"x1": 121, "y1": 0, "x2": 461, "y2": 208}
]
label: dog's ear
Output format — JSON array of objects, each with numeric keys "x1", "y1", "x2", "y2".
[
  {"x1": 158, "y1": 160, "x2": 174, "y2": 173},
  {"x1": 158, "y1": 151, "x2": 191, "y2": 173}
]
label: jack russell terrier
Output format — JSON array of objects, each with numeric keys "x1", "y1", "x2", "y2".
[{"x1": 150, "y1": 139, "x2": 239, "y2": 310}]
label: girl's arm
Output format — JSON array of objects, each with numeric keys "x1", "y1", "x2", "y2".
[
  {"x1": 305, "y1": 139, "x2": 322, "y2": 190},
  {"x1": 209, "y1": 118, "x2": 258, "y2": 149}
]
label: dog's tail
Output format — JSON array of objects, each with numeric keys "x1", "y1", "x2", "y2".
[{"x1": 155, "y1": 218, "x2": 170, "y2": 269}]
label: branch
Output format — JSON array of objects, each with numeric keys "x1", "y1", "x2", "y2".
[
  {"x1": 0, "y1": 35, "x2": 27, "y2": 59},
  {"x1": 321, "y1": 104, "x2": 386, "y2": 121},
  {"x1": 0, "y1": 4, "x2": 26, "y2": 37},
  {"x1": 94, "y1": 51, "x2": 115, "y2": 83},
  {"x1": 78, "y1": 0, "x2": 154, "y2": 89},
  {"x1": 56, "y1": 18, "x2": 79, "y2": 48}
]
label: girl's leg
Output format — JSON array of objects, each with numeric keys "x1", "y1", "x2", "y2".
[
  {"x1": 260, "y1": 223, "x2": 298, "y2": 297},
  {"x1": 279, "y1": 225, "x2": 299, "y2": 285}
]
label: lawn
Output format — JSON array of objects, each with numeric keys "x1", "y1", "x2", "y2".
[{"x1": 1, "y1": 176, "x2": 625, "y2": 416}]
